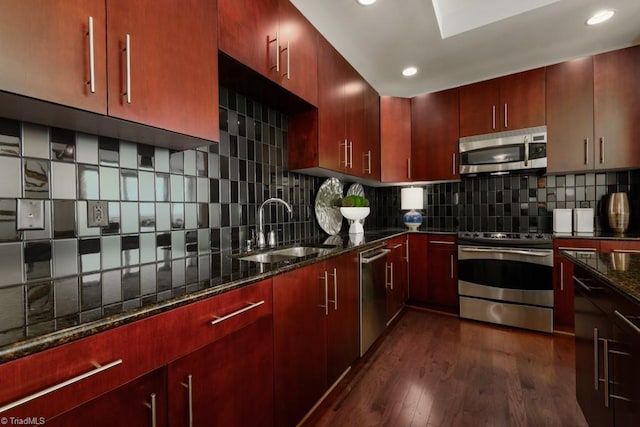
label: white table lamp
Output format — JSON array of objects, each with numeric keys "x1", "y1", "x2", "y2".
[{"x1": 401, "y1": 187, "x2": 423, "y2": 231}]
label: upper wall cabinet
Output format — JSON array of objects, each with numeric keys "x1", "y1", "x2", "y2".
[
  {"x1": 0, "y1": 0, "x2": 219, "y2": 143},
  {"x1": 411, "y1": 88, "x2": 460, "y2": 181},
  {"x1": 380, "y1": 96, "x2": 411, "y2": 182},
  {"x1": 363, "y1": 81, "x2": 381, "y2": 180},
  {"x1": 218, "y1": 0, "x2": 318, "y2": 106},
  {"x1": 459, "y1": 68, "x2": 545, "y2": 137}
]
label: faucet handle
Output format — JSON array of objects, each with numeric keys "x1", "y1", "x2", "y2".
[{"x1": 268, "y1": 230, "x2": 276, "y2": 247}]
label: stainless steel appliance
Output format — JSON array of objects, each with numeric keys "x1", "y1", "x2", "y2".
[
  {"x1": 360, "y1": 245, "x2": 390, "y2": 356},
  {"x1": 457, "y1": 232, "x2": 553, "y2": 333},
  {"x1": 459, "y1": 126, "x2": 547, "y2": 175}
]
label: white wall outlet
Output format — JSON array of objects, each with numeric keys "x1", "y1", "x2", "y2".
[
  {"x1": 87, "y1": 201, "x2": 109, "y2": 227},
  {"x1": 17, "y1": 199, "x2": 45, "y2": 230}
]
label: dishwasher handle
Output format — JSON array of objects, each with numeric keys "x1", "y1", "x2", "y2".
[{"x1": 361, "y1": 249, "x2": 390, "y2": 264}]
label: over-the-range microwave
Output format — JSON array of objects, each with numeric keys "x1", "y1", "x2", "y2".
[{"x1": 459, "y1": 126, "x2": 547, "y2": 175}]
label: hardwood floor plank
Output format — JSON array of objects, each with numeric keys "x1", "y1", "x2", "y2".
[{"x1": 308, "y1": 309, "x2": 588, "y2": 427}]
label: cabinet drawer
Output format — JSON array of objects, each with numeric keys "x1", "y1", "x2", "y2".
[
  {"x1": 599, "y1": 240, "x2": 640, "y2": 254},
  {"x1": 554, "y1": 238, "x2": 600, "y2": 252}
]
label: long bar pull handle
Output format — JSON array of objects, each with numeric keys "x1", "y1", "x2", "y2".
[
  {"x1": 363, "y1": 150, "x2": 372, "y2": 174},
  {"x1": 614, "y1": 310, "x2": 640, "y2": 335},
  {"x1": 523, "y1": 135, "x2": 529, "y2": 167},
  {"x1": 269, "y1": 32, "x2": 279, "y2": 72},
  {"x1": 87, "y1": 17, "x2": 95, "y2": 93},
  {"x1": 181, "y1": 375, "x2": 193, "y2": 427},
  {"x1": 492, "y1": 105, "x2": 496, "y2": 130},
  {"x1": 145, "y1": 393, "x2": 157, "y2": 427},
  {"x1": 452, "y1": 152, "x2": 456, "y2": 176},
  {"x1": 560, "y1": 262, "x2": 564, "y2": 291},
  {"x1": 603, "y1": 338, "x2": 609, "y2": 408},
  {"x1": 210, "y1": 301, "x2": 265, "y2": 325},
  {"x1": 504, "y1": 104, "x2": 508, "y2": 128},
  {"x1": 390, "y1": 262, "x2": 394, "y2": 289},
  {"x1": 341, "y1": 140, "x2": 348, "y2": 168},
  {"x1": 407, "y1": 158, "x2": 411, "y2": 180},
  {"x1": 349, "y1": 141, "x2": 353, "y2": 168},
  {"x1": 327, "y1": 268, "x2": 338, "y2": 310},
  {"x1": 430, "y1": 240, "x2": 455, "y2": 245},
  {"x1": 584, "y1": 138, "x2": 589, "y2": 165},
  {"x1": 123, "y1": 34, "x2": 131, "y2": 104},
  {"x1": 599, "y1": 137, "x2": 604, "y2": 164},
  {"x1": 282, "y1": 40, "x2": 290, "y2": 79},
  {"x1": 613, "y1": 249, "x2": 640, "y2": 254},
  {"x1": 319, "y1": 271, "x2": 329, "y2": 315},
  {"x1": 385, "y1": 263, "x2": 394, "y2": 289},
  {"x1": 558, "y1": 247, "x2": 597, "y2": 252},
  {"x1": 450, "y1": 254, "x2": 454, "y2": 279},
  {"x1": 594, "y1": 328, "x2": 600, "y2": 390},
  {"x1": 0, "y1": 359, "x2": 123, "y2": 413}
]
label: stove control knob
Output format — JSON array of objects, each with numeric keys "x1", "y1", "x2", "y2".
[
  {"x1": 524, "y1": 234, "x2": 532, "y2": 239},
  {"x1": 473, "y1": 233, "x2": 480, "y2": 237},
  {"x1": 536, "y1": 234, "x2": 544, "y2": 239}
]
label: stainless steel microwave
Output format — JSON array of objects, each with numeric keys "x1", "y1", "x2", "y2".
[{"x1": 459, "y1": 126, "x2": 547, "y2": 175}]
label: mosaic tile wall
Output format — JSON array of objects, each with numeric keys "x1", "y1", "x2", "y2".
[{"x1": 0, "y1": 87, "x2": 324, "y2": 344}]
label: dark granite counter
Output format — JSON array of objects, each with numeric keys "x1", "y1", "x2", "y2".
[
  {"x1": 561, "y1": 250, "x2": 640, "y2": 305},
  {"x1": 0, "y1": 228, "x2": 408, "y2": 364},
  {"x1": 554, "y1": 231, "x2": 640, "y2": 240}
]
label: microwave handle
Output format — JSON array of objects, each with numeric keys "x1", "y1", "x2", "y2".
[{"x1": 523, "y1": 135, "x2": 529, "y2": 167}]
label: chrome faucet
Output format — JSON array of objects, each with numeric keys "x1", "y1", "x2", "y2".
[{"x1": 257, "y1": 198, "x2": 293, "y2": 248}]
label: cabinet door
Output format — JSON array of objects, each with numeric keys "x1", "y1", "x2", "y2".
[
  {"x1": 553, "y1": 239, "x2": 599, "y2": 332},
  {"x1": 498, "y1": 68, "x2": 546, "y2": 131},
  {"x1": 106, "y1": 0, "x2": 219, "y2": 141},
  {"x1": 611, "y1": 306, "x2": 640, "y2": 426},
  {"x1": 48, "y1": 368, "x2": 167, "y2": 427},
  {"x1": 427, "y1": 237, "x2": 458, "y2": 311},
  {"x1": 317, "y1": 37, "x2": 346, "y2": 172},
  {"x1": 386, "y1": 238, "x2": 407, "y2": 321},
  {"x1": 380, "y1": 96, "x2": 412, "y2": 182},
  {"x1": 344, "y1": 63, "x2": 366, "y2": 176},
  {"x1": 278, "y1": 0, "x2": 318, "y2": 105},
  {"x1": 168, "y1": 316, "x2": 274, "y2": 427},
  {"x1": 218, "y1": 0, "x2": 279, "y2": 79},
  {"x1": 594, "y1": 46, "x2": 640, "y2": 170},
  {"x1": 459, "y1": 78, "x2": 500, "y2": 137},
  {"x1": 546, "y1": 57, "x2": 595, "y2": 173},
  {"x1": 408, "y1": 234, "x2": 429, "y2": 303},
  {"x1": 411, "y1": 88, "x2": 460, "y2": 181},
  {"x1": 600, "y1": 239, "x2": 640, "y2": 253},
  {"x1": 326, "y1": 253, "x2": 360, "y2": 385},
  {"x1": 273, "y1": 264, "x2": 327, "y2": 427},
  {"x1": 363, "y1": 82, "x2": 381, "y2": 180},
  {"x1": 0, "y1": 0, "x2": 107, "y2": 114}
]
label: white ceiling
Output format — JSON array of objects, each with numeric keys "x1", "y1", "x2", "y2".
[{"x1": 290, "y1": 0, "x2": 640, "y2": 97}]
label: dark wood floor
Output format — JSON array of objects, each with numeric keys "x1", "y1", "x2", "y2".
[{"x1": 308, "y1": 308, "x2": 588, "y2": 427}]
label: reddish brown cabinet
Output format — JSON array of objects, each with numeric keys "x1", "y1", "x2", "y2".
[
  {"x1": 386, "y1": 236, "x2": 408, "y2": 321},
  {"x1": 408, "y1": 233, "x2": 429, "y2": 303},
  {"x1": 460, "y1": 68, "x2": 545, "y2": 137},
  {"x1": 593, "y1": 45, "x2": 640, "y2": 170},
  {"x1": 411, "y1": 88, "x2": 460, "y2": 181},
  {"x1": 426, "y1": 235, "x2": 458, "y2": 312},
  {"x1": 363, "y1": 82, "x2": 381, "y2": 180},
  {"x1": 546, "y1": 57, "x2": 595, "y2": 173},
  {"x1": 380, "y1": 96, "x2": 412, "y2": 182},
  {"x1": 553, "y1": 239, "x2": 600, "y2": 332}
]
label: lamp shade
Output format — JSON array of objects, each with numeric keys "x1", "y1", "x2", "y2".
[{"x1": 401, "y1": 187, "x2": 423, "y2": 210}]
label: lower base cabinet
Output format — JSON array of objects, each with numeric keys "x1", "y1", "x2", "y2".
[{"x1": 386, "y1": 236, "x2": 407, "y2": 322}]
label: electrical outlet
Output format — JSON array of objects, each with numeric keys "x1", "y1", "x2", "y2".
[
  {"x1": 87, "y1": 201, "x2": 109, "y2": 227},
  {"x1": 17, "y1": 199, "x2": 45, "y2": 230}
]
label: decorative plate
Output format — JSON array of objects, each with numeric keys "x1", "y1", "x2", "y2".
[
  {"x1": 346, "y1": 183, "x2": 366, "y2": 225},
  {"x1": 315, "y1": 177, "x2": 343, "y2": 235}
]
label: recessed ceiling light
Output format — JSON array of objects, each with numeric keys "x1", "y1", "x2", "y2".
[
  {"x1": 402, "y1": 67, "x2": 418, "y2": 77},
  {"x1": 356, "y1": 0, "x2": 377, "y2": 6},
  {"x1": 586, "y1": 10, "x2": 615, "y2": 25}
]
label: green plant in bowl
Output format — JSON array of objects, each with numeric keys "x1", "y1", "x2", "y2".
[{"x1": 337, "y1": 195, "x2": 369, "y2": 207}]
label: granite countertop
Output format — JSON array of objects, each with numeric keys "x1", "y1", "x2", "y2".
[
  {"x1": 554, "y1": 231, "x2": 640, "y2": 240},
  {"x1": 0, "y1": 228, "x2": 410, "y2": 364},
  {"x1": 561, "y1": 250, "x2": 640, "y2": 305}
]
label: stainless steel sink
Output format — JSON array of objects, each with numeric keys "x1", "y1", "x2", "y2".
[{"x1": 235, "y1": 244, "x2": 337, "y2": 264}]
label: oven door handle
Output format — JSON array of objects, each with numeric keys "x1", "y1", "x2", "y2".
[{"x1": 460, "y1": 247, "x2": 550, "y2": 257}]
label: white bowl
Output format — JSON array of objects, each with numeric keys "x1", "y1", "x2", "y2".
[{"x1": 340, "y1": 207, "x2": 370, "y2": 234}]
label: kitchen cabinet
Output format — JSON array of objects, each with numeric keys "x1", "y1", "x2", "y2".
[
  {"x1": 168, "y1": 316, "x2": 274, "y2": 427},
  {"x1": 0, "y1": 0, "x2": 219, "y2": 143},
  {"x1": 553, "y1": 239, "x2": 600, "y2": 333},
  {"x1": 593, "y1": 45, "x2": 640, "y2": 170},
  {"x1": 218, "y1": 0, "x2": 318, "y2": 105},
  {"x1": 546, "y1": 57, "x2": 595, "y2": 173},
  {"x1": 380, "y1": 97, "x2": 412, "y2": 182},
  {"x1": 407, "y1": 233, "x2": 429, "y2": 303},
  {"x1": 600, "y1": 240, "x2": 640, "y2": 253},
  {"x1": 411, "y1": 88, "x2": 460, "y2": 181},
  {"x1": 459, "y1": 68, "x2": 545, "y2": 137},
  {"x1": 273, "y1": 252, "x2": 359, "y2": 426},
  {"x1": 426, "y1": 235, "x2": 458, "y2": 312},
  {"x1": 573, "y1": 263, "x2": 640, "y2": 427},
  {"x1": 386, "y1": 236, "x2": 408, "y2": 322},
  {"x1": 47, "y1": 368, "x2": 168, "y2": 427},
  {"x1": 363, "y1": 82, "x2": 382, "y2": 180}
]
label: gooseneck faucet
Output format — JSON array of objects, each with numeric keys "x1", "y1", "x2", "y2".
[{"x1": 257, "y1": 198, "x2": 293, "y2": 248}]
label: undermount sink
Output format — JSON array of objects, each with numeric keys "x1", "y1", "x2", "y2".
[{"x1": 236, "y1": 244, "x2": 337, "y2": 264}]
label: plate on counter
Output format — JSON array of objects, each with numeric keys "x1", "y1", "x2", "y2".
[{"x1": 315, "y1": 177, "x2": 343, "y2": 235}]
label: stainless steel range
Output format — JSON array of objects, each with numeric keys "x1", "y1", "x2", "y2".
[{"x1": 457, "y1": 232, "x2": 554, "y2": 333}]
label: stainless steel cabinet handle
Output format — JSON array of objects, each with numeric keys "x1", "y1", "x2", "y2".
[
  {"x1": 407, "y1": 158, "x2": 411, "y2": 179},
  {"x1": 594, "y1": 328, "x2": 600, "y2": 390},
  {"x1": 614, "y1": 310, "x2": 640, "y2": 335},
  {"x1": 385, "y1": 262, "x2": 393, "y2": 289},
  {"x1": 363, "y1": 150, "x2": 372, "y2": 174},
  {"x1": 341, "y1": 140, "x2": 348, "y2": 168},
  {"x1": 584, "y1": 138, "x2": 589, "y2": 165},
  {"x1": 613, "y1": 249, "x2": 640, "y2": 254},
  {"x1": 452, "y1": 153, "x2": 456, "y2": 175},
  {"x1": 145, "y1": 393, "x2": 157, "y2": 427},
  {"x1": 603, "y1": 338, "x2": 609, "y2": 408},
  {"x1": 560, "y1": 262, "x2": 564, "y2": 291},
  {"x1": 123, "y1": 34, "x2": 131, "y2": 104},
  {"x1": 391, "y1": 243, "x2": 403, "y2": 249},
  {"x1": 0, "y1": 359, "x2": 123, "y2": 413},
  {"x1": 599, "y1": 137, "x2": 604, "y2": 164},
  {"x1": 181, "y1": 375, "x2": 193, "y2": 427},
  {"x1": 282, "y1": 40, "x2": 290, "y2": 79},
  {"x1": 492, "y1": 105, "x2": 496, "y2": 130},
  {"x1": 87, "y1": 16, "x2": 96, "y2": 93},
  {"x1": 430, "y1": 240, "x2": 455, "y2": 245},
  {"x1": 557, "y1": 247, "x2": 597, "y2": 252},
  {"x1": 320, "y1": 271, "x2": 329, "y2": 315},
  {"x1": 349, "y1": 141, "x2": 353, "y2": 168},
  {"x1": 210, "y1": 300, "x2": 265, "y2": 325},
  {"x1": 327, "y1": 268, "x2": 337, "y2": 310},
  {"x1": 504, "y1": 104, "x2": 508, "y2": 128},
  {"x1": 269, "y1": 32, "x2": 279, "y2": 72},
  {"x1": 361, "y1": 248, "x2": 391, "y2": 263},
  {"x1": 450, "y1": 254, "x2": 454, "y2": 279}
]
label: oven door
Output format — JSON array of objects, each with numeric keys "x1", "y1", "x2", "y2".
[{"x1": 457, "y1": 245, "x2": 553, "y2": 307}]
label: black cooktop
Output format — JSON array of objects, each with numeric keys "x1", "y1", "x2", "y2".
[{"x1": 457, "y1": 231, "x2": 553, "y2": 248}]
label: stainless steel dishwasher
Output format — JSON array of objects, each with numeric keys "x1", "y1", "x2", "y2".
[{"x1": 360, "y1": 244, "x2": 391, "y2": 356}]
